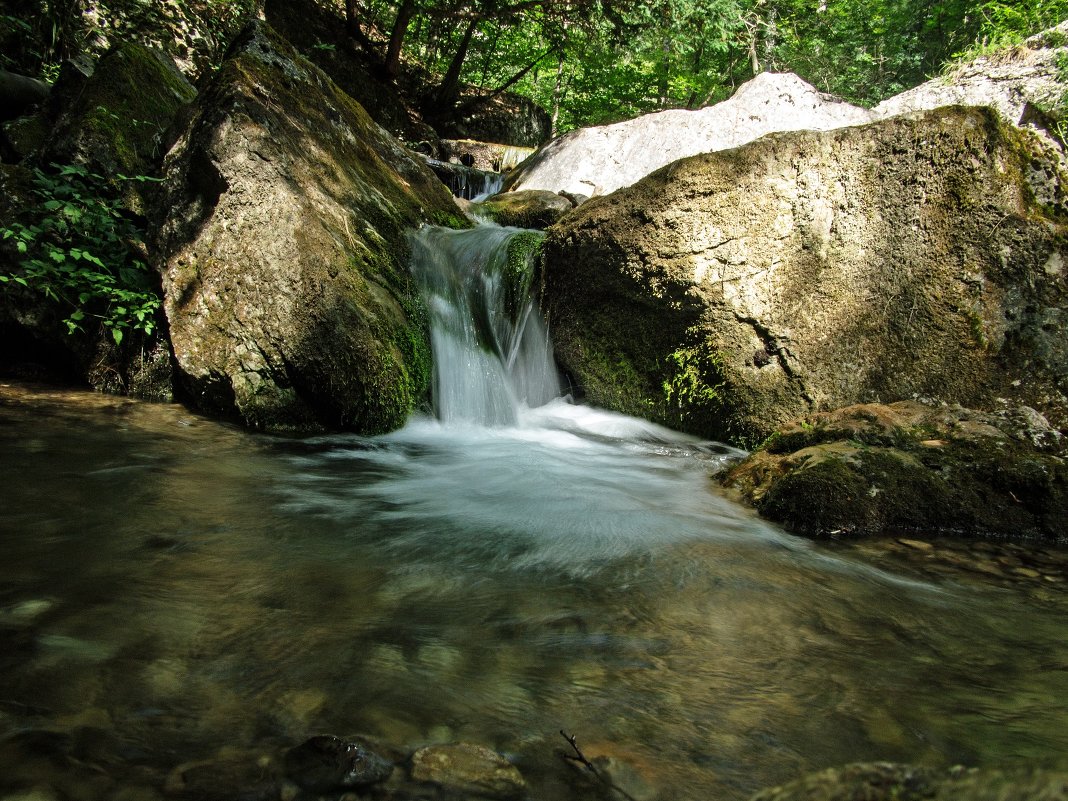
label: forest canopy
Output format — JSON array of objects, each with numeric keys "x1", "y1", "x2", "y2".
[
  {"x1": 3, "y1": 0, "x2": 1068, "y2": 133},
  {"x1": 341, "y1": 0, "x2": 1068, "y2": 131}
]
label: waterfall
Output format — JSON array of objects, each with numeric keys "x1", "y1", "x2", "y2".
[{"x1": 409, "y1": 224, "x2": 561, "y2": 426}]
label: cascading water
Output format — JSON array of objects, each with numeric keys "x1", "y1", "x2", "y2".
[{"x1": 409, "y1": 224, "x2": 560, "y2": 426}]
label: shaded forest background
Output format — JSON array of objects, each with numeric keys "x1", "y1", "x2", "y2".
[{"x1": 3, "y1": 0, "x2": 1068, "y2": 136}]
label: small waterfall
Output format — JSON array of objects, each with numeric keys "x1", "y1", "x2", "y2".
[
  {"x1": 425, "y1": 160, "x2": 505, "y2": 200},
  {"x1": 409, "y1": 224, "x2": 561, "y2": 426}
]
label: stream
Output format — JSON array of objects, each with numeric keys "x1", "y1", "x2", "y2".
[{"x1": 1, "y1": 225, "x2": 1068, "y2": 800}]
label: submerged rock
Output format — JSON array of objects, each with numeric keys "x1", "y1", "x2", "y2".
[
  {"x1": 722, "y1": 401, "x2": 1068, "y2": 541},
  {"x1": 153, "y1": 20, "x2": 464, "y2": 433},
  {"x1": 284, "y1": 735, "x2": 393, "y2": 792},
  {"x1": 410, "y1": 742, "x2": 526, "y2": 799},
  {"x1": 748, "y1": 762, "x2": 1068, "y2": 801},
  {"x1": 542, "y1": 105, "x2": 1068, "y2": 446},
  {"x1": 506, "y1": 72, "x2": 874, "y2": 197}
]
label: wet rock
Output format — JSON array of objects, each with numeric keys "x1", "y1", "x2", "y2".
[
  {"x1": 409, "y1": 742, "x2": 526, "y2": 799},
  {"x1": 153, "y1": 20, "x2": 464, "y2": 434},
  {"x1": 477, "y1": 190, "x2": 574, "y2": 229},
  {"x1": 722, "y1": 401, "x2": 1068, "y2": 541},
  {"x1": 284, "y1": 735, "x2": 393, "y2": 792},
  {"x1": 542, "y1": 105, "x2": 1068, "y2": 446}
]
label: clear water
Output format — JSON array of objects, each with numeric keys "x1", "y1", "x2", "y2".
[{"x1": 2, "y1": 226, "x2": 1068, "y2": 800}]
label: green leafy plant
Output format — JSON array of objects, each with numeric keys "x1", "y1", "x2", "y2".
[
  {"x1": 662, "y1": 345, "x2": 725, "y2": 409},
  {"x1": 1, "y1": 163, "x2": 162, "y2": 345}
]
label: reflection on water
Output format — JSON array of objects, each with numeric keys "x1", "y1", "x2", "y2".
[{"x1": 2, "y1": 382, "x2": 1068, "y2": 800}]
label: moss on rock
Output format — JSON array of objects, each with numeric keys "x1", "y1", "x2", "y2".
[
  {"x1": 477, "y1": 189, "x2": 573, "y2": 229},
  {"x1": 153, "y1": 20, "x2": 463, "y2": 434},
  {"x1": 723, "y1": 401, "x2": 1068, "y2": 542},
  {"x1": 542, "y1": 106, "x2": 1068, "y2": 446},
  {"x1": 45, "y1": 42, "x2": 196, "y2": 213}
]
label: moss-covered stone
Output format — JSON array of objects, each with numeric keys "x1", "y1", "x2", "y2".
[
  {"x1": 153, "y1": 20, "x2": 464, "y2": 434},
  {"x1": 542, "y1": 106, "x2": 1068, "y2": 446},
  {"x1": 723, "y1": 401, "x2": 1068, "y2": 542},
  {"x1": 477, "y1": 189, "x2": 574, "y2": 229},
  {"x1": 44, "y1": 42, "x2": 196, "y2": 213}
]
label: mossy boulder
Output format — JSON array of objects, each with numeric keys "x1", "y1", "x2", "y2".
[
  {"x1": 721, "y1": 401, "x2": 1068, "y2": 541},
  {"x1": 477, "y1": 190, "x2": 574, "y2": 229},
  {"x1": 44, "y1": 42, "x2": 196, "y2": 213},
  {"x1": 541, "y1": 106, "x2": 1068, "y2": 446},
  {"x1": 153, "y1": 20, "x2": 465, "y2": 434}
]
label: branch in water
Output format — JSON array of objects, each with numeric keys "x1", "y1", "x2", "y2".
[{"x1": 558, "y1": 730, "x2": 640, "y2": 801}]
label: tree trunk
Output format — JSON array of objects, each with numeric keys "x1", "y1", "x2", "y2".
[
  {"x1": 384, "y1": 0, "x2": 418, "y2": 79},
  {"x1": 551, "y1": 53, "x2": 565, "y2": 136},
  {"x1": 434, "y1": 17, "x2": 478, "y2": 109}
]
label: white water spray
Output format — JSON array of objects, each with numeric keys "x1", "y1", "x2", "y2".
[{"x1": 409, "y1": 224, "x2": 561, "y2": 426}]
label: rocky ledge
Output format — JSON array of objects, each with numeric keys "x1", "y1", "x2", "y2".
[{"x1": 721, "y1": 400, "x2": 1068, "y2": 542}]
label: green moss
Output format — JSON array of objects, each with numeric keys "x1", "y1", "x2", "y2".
[
  {"x1": 63, "y1": 42, "x2": 195, "y2": 175},
  {"x1": 758, "y1": 456, "x2": 874, "y2": 536},
  {"x1": 427, "y1": 208, "x2": 473, "y2": 229}
]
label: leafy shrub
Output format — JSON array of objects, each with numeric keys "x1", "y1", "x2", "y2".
[{"x1": 1, "y1": 163, "x2": 161, "y2": 345}]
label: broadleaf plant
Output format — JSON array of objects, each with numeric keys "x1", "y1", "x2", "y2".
[{"x1": 1, "y1": 163, "x2": 162, "y2": 345}]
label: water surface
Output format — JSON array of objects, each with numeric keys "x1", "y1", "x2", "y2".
[{"x1": 2, "y1": 382, "x2": 1067, "y2": 800}]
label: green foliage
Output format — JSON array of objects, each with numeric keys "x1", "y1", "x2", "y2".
[
  {"x1": 662, "y1": 344, "x2": 725, "y2": 408},
  {"x1": 970, "y1": 0, "x2": 1068, "y2": 50},
  {"x1": 1, "y1": 164, "x2": 162, "y2": 345}
]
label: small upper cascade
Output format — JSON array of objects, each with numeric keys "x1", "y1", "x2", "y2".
[{"x1": 408, "y1": 224, "x2": 561, "y2": 426}]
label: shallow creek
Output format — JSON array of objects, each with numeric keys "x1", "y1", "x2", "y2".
[
  {"x1": 3, "y1": 225, "x2": 1068, "y2": 800},
  {"x1": 2, "y1": 381, "x2": 1068, "y2": 800}
]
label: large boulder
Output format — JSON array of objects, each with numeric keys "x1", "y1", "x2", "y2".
[
  {"x1": 721, "y1": 401, "x2": 1068, "y2": 540},
  {"x1": 541, "y1": 106, "x2": 1068, "y2": 446},
  {"x1": 153, "y1": 21, "x2": 465, "y2": 433},
  {"x1": 874, "y1": 22, "x2": 1068, "y2": 148},
  {"x1": 431, "y1": 91, "x2": 552, "y2": 148},
  {"x1": 506, "y1": 72, "x2": 874, "y2": 198}
]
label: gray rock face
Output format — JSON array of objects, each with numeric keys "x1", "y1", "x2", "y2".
[
  {"x1": 506, "y1": 72, "x2": 874, "y2": 197},
  {"x1": 153, "y1": 21, "x2": 464, "y2": 433},
  {"x1": 541, "y1": 106, "x2": 1068, "y2": 446},
  {"x1": 410, "y1": 743, "x2": 526, "y2": 799},
  {"x1": 874, "y1": 22, "x2": 1068, "y2": 146}
]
